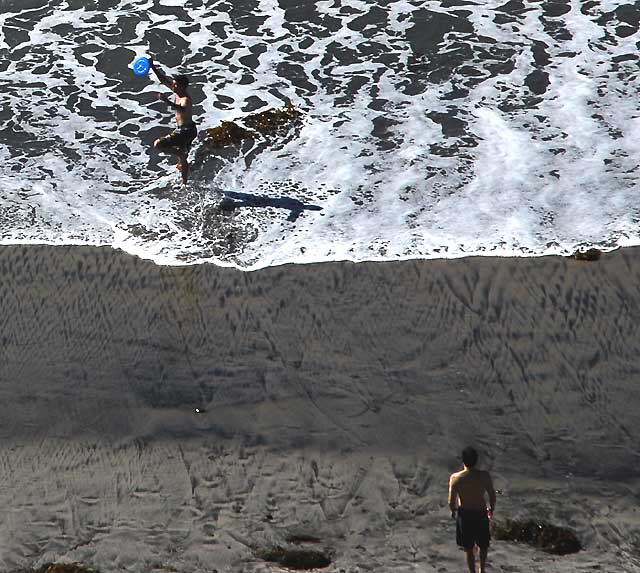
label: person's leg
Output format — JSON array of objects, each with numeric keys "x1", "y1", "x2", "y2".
[
  {"x1": 464, "y1": 547, "x2": 475, "y2": 573},
  {"x1": 155, "y1": 139, "x2": 179, "y2": 160},
  {"x1": 154, "y1": 135, "x2": 175, "y2": 151},
  {"x1": 155, "y1": 138, "x2": 187, "y2": 181},
  {"x1": 178, "y1": 128, "x2": 196, "y2": 185},
  {"x1": 479, "y1": 545, "x2": 488, "y2": 573},
  {"x1": 177, "y1": 150, "x2": 189, "y2": 184},
  {"x1": 155, "y1": 135, "x2": 182, "y2": 165}
]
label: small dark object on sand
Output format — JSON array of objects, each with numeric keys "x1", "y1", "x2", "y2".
[
  {"x1": 492, "y1": 519, "x2": 582, "y2": 555},
  {"x1": 286, "y1": 533, "x2": 322, "y2": 544},
  {"x1": 257, "y1": 546, "x2": 331, "y2": 570},
  {"x1": 571, "y1": 248, "x2": 602, "y2": 261}
]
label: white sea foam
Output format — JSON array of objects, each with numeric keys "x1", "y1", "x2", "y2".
[{"x1": 0, "y1": 0, "x2": 639, "y2": 268}]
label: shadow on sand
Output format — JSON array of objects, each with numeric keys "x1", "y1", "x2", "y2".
[{"x1": 220, "y1": 191, "x2": 322, "y2": 223}]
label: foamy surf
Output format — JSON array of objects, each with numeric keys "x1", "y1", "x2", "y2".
[{"x1": 0, "y1": 0, "x2": 639, "y2": 269}]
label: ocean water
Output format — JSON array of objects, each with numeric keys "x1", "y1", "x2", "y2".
[{"x1": 0, "y1": 0, "x2": 639, "y2": 269}]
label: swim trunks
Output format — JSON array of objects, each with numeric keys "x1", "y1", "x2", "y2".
[
  {"x1": 157, "y1": 122, "x2": 197, "y2": 151},
  {"x1": 456, "y1": 508, "x2": 490, "y2": 549}
]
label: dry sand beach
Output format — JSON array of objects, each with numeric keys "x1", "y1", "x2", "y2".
[{"x1": 0, "y1": 244, "x2": 639, "y2": 572}]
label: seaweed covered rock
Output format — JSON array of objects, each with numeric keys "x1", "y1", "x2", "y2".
[
  {"x1": 257, "y1": 546, "x2": 331, "y2": 570},
  {"x1": 243, "y1": 103, "x2": 302, "y2": 134},
  {"x1": 571, "y1": 248, "x2": 602, "y2": 261},
  {"x1": 204, "y1": 121, "x2": 256, "y2": 148},
  {"x1": 492, "y1": 519, "x2": 581, "y2": 555},
  {"x1": 31, "y1": 565, "x2": 98, "y2": 573},
  {"x1": 204, "y1": 104, "x2": 302, "y2": 148}
]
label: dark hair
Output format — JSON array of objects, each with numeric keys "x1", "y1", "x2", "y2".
[
  {"x1": 462, "y1": 446, "x2": 478, "y2": 468},
  {"x1": 174, "y1": 74, "x2": 189, "y2": 88}
]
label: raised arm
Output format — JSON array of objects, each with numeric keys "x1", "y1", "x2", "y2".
[{"x1": 149, "y1": 58, "x2": 173, "y2": 89}]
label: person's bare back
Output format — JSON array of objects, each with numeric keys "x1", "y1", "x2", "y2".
[{"x1": 449, "y1": 468, "x2": 494, "y2": 512}]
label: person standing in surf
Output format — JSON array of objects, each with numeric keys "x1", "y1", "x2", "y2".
[
  {"x1": 448, "y1": 447, "x2": 496, "y2": 573},
  {"x1": 149, "y1": 58, "x2": 197, "y2": 185}
]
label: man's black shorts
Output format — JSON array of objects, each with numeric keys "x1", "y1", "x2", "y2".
[
  {"x1": 157, "y1": 122, "x2": 197, "y2": 151},
  {"x1": 456, "y1": 508, "x2": 490, "y2": 549}
]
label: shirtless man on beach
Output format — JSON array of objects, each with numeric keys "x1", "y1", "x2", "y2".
[
  {"x1": 149, "y1": 58, "x2": 197, "y2": 185},
  {"x1": 448, "y1": 447, "x2": 496, "y2": 573}
]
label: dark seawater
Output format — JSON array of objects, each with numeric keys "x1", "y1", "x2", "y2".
[{"x1": 0, "y1": 0, "x2": 639, "y2": 267}]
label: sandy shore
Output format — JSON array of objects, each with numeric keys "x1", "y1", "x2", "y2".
[{"x1": 0, "y1": 244, "x2": 639, "y2": 572}]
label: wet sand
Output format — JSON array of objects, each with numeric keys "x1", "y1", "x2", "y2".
[{"x1": 0, "y1": 244, "x2": 639, "y2": 572}]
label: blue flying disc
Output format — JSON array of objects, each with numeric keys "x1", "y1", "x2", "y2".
[{"x1": 133, "y1": 56, "x2": 150, "y2": 76}]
